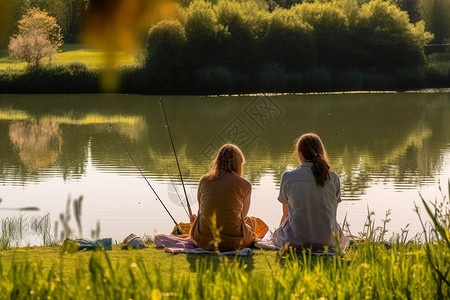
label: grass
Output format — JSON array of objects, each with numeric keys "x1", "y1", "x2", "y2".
[
  {"x1": 0, "y1": 187, "x2": 448, "y2": 299},
  {"x1": 0, "y1": 217, "x2": 447, "y2": 297},
  {"x1": 0, "y1": 242, "x2": 445, "y2": 299},
  {"x1": 0, "y1": 43, "x2": 138, "y2": 72}
]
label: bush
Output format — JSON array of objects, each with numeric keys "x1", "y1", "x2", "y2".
[
  {"x1": 292, "y1": 2, "x2": 350, "y2": 67},
  {"x1": 0, "y1": 64, "x2": 99, "y2": 93},
  {"x1": 214, "y1": 0, "x2": 262, "y2": 72},
  {"x1": 262, "y1": 8, "x2": 315, "y2": 71},
  {"x1": 349, "y1": 0, "x2": 433, "y2": 68},
  {"x1": 184, "y1": 0, "x2": 228, "y2": 68},
  {"x1": 419, "y1": 0, "x2": 450, "y2": 44},
  {"x1": 303, "y1": 68, "x2": 333, "y2": 92},
  {"x1": 332, "y1": 69, "x2": 365, "y2": 91},
  {"x1": 194, "y1": 65, "x2": 240, "y2": 94},
  {"x1": 120, "y1": 67, "x2": 150, "y2": 94},
  {"x1": 256, "y1": 63, "x2": 305, "y2": 92},
  {"x1": 123, "y1": 0, "x2": 445, "y2": 93},
  {"x1": 146, "y1": 19, "x2": 188, "y2": 92},
  {"x1": 393, "y1": 67, "x2": 427, "y2": 90}
]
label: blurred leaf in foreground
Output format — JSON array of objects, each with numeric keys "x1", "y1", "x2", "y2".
[{"x1": 81, "y1": 0, "x2": 176, "y2": 92}]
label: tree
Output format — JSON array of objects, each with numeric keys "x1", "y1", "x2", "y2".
[
  {"x1": 8, "y1": 7, "x2": 63, "y2": 66},
  {"x1": 146, "y1": 20, "x2": 188, "y2": 90},
  {"x1": 392, "y1": 0, "x2": 421, "y2": 23},
  {"x1": 349, "y1": 0, "x2": 433, "y2": 68},
  {"x1": 54, "y1": 0, "x2": 89, "y2": 42},
  {"x1": 419, "y1": 0, "x2": 450, "y2": 44}
]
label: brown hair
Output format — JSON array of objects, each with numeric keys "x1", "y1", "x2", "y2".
[
  {"x1": 296, "y1": 133, "x2": 331, "y2": 187},
  {"x1": 202, "y1": 144, "x2": 245, "y2": 181}
]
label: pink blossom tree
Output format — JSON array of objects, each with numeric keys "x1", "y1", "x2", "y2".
[{"x1": 8, "y1": 8, "x2": 63, "y2": 67}]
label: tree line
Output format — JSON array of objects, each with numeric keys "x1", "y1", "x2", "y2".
[
  {"x1": 1, "y1": 0, "x2": 448, "y2": 49},
  {"x1": 0, "y1": 0, "x2": 87, "y2": 48},
  {"x1": 142, "y1": 0, "x2": 436, "y2": 93},
  {"x1": 1, "y1": 0, "x2": 448, "y2": 94}
]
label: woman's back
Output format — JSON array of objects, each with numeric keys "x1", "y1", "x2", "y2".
[
  {"x1": 275, "y1": 162, "x2": 341, "y2": 249},
  {"x1": 190, "y1": 172, "x2": 255, "y2": 251}
]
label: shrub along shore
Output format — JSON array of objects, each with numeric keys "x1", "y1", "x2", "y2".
[
  {"x1": 0, "y1": 63, "x2": 448, "y2": 94},
  {"x1": 0, "y1": 0, "x2": 449, "y2": 94}
]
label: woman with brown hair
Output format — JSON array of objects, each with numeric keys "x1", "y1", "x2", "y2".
[
  {"x1": 190, "y1": 143, "x2": 262, "y2": 251},
  {"x1": 273, "y1": 133, "x2": 343, "y2": 250}
]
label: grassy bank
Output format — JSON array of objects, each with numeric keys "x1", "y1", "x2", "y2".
[
  {"x1": 0, "y1": 195, "x2": 449, "y2": 299},
  {"x1": 0, "y1": 241, "x2": 448, "y2": 299},
  {"x1": 0, "y1": 189, "x2": 449, "y2": 298}
]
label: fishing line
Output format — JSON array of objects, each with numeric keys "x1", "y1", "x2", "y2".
[
  {"x1": 108, "y1": 122, "x2": 182, "y2": 231},
  {"x1": 159, "y1": 98, "x2": 193, "y2": 217},
  {"x1": 146, "y1": 114, "x2": 189, "y2": 218}
]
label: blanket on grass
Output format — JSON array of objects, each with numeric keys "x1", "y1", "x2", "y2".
[
  {"x1": 154, "y1": 234, "x2": 253, "y2": 256},
  {"x1": 254, "y1": 234, "x2": 352, "y2": 255},
  {"x1": 155, "y1": 234, "x2": 352, "y2": 256}
]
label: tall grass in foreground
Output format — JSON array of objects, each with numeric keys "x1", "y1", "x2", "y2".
[
  {"x1": 415, "y1": 182, "x2": 450, "y2": 299},
  {"x1": 0, "y1": 187, "x2": 448, "y2": 299},
  {"x1": 0, "y1": 241, "x2": 445, "y2": 299}
]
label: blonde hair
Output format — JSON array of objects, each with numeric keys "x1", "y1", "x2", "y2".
[{"x1": 202, "y1": 144, "x2": 245, "y2": 181}]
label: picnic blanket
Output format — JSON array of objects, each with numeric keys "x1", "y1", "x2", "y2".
[
  {"x1": 254, "y1": 234, "x2": 352, "y2": 255},
  {"x1": 155, "y1": 234, "x2": 253, "y2": 256},
  {"x1": 155, "y1": 233, "x2": 351, "y2": 256}
]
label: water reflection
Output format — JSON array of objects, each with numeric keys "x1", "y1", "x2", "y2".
[
  {"x1": 0, "y1": 93, "x2": 449, "y2": 195},
  {"x1": 9, "y1": 119, "x2": 62, "y2": 171}
]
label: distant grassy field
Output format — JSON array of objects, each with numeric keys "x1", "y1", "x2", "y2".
[{"x1": 0, "y1": 43, "x2": 138, "y2": 71}]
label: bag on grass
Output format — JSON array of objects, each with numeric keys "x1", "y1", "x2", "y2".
[
  {"x1": 121, "y1": 233, "x2": 148, "y2": 250},
  {"x1": 62, "y1": 238, "x2": 112, "y2": 253},
  {"x1": 171, "y1": 222, "x2": 192, "y2": 237}
]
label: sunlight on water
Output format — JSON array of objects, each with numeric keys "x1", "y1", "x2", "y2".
[{"x1": 0, "y1": 93, "x2": 449, "y2": 245}]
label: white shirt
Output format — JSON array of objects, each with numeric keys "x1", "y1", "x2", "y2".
[{"x1": 273, "y1": 162, "x2": 342, "y2": 249}]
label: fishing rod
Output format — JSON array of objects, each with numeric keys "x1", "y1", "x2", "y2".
[
  {"x1": 159, "y1": 98, "x2": 193, "y2": 217},
  {"x1": 0, "y1": 199, "x2": 39, "y2": 211},
  {"x1": 0, "y1": 207, "x2": 40, "y2": 211},
  {"x1": 145, "y1": 116, "x2": 189, "y2": 218},
  {"x1": 108, "y1": 122, "x2": 182, "y2": 232}
]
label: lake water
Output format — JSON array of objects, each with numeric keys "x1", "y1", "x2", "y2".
[{"x1": 0, "y1": 93, "x2": 449, "y2": 245}]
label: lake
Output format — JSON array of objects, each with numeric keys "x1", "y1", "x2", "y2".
[{"x1": 0, "y1": 92, "x2": 449, "y2": 245}]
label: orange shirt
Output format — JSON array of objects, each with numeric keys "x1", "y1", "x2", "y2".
[{"x1": 190, "y1": 172, "x2": 256, "y2": 251}]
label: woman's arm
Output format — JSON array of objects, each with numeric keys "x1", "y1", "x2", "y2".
[
  {"x1": 191, "y1": 180, "x2": 203, "y2": 223},
  {"x1": 280, "y1": 203, "x2": 289, "y2": 225},
  {"x1": 190, "y1": 214, "x2": 197, "y2": 223},
  {"x1": 278, "y1": 172, "x2": 289, "y2": 225},
  {"x1": 242, "y1": 186, "x2": 251, "y2": 218}
]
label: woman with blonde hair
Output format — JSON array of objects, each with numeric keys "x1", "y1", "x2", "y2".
[
  {"x1": 273, "y1": 133, "x2": 343, "y2": 250},
  {"x1": 190, "y1": 143, "x2": 263, "y2": 251}
]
